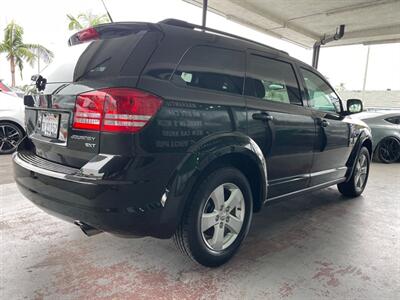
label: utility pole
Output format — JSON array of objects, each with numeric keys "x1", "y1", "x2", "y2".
[
  {"x1": 37, "y1": 48, "x2": 40, "y2": 74},
  {"x1": 362, "y1": 46, "x2": 371, "y2": 100},
  {"x1": 202, "y1": 0, "x2": 208, "y2": 29}
]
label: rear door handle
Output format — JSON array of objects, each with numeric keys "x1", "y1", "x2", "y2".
[
  {"x1": 252, "y1": 112, "x2": 274, "y2": 121},
  {"x1": 316, "y1": 118, "x2": 330, "y2": 127}
]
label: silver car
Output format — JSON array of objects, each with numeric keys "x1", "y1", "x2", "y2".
[{"x1": 353, "y1": 108, "x2": 400, "y2": 163}]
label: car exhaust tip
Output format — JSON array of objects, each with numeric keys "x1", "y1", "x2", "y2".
[{"x1": 74, "y1": 220, "x2": 102, "y2": 237}]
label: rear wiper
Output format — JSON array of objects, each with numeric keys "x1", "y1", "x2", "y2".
[
  {"x1": 31, "y1": 74, "x2": 47, "y2": 92},
  {"x1": 74, "y1": 56, "x2": 111, "y2": 82}
]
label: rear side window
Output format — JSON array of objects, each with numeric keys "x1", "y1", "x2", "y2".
[
  {"x1": 172, "y1": 46, "x2": 245, "y2": 96},
  {"x1": 385, "y1": 116, "x2": 400, "y2": 124},
  {"x1": 245, "y1": 55, "x2": 302, "y2": 105}
]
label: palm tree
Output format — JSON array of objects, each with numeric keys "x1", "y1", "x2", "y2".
[
  {"x1": 67, "y1": 12, "x2": 110, "y2": 31},
  {"x1": 0, "y1": 21, "x2": 54, "y2": 87}
]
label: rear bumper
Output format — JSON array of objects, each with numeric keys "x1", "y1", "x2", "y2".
[{"x1": 12, "y1": 151, "x2": 182, "y2": 238}]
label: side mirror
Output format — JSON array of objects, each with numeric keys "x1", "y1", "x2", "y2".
[{"x1": 346, "y1": 99, "x2": 363, "y2": 114}]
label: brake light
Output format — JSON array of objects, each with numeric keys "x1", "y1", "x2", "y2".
[
  {"x1": 69, "y1": 27, "x2": 100, "y2": 45},
  {"x1": 72, "y1": 88, "x2": 163, "y2": 133}
]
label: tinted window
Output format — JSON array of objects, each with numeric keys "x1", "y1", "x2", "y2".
[
  {"x1": 245, "y1": 55, "x2": 302, "y2": 105},
  {"x1": 300, "y1": 68, "x2": 341, "y2": 113},
  {"x1": 172, "y1": 46, "x2": 245, "y2": 96},
  {"x1": 385, "y1": 116, "x2": 400, "y2": 125},
  {"x1": 73, "y1": 29, "x2": 153, "y2": 81}
]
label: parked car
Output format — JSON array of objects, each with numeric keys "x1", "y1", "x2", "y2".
[
  {"x1": 13, "y1": 19, "x2": 372, "y2": 267},
  {"x1": 0, "y1": 79, "x2": 18, "y2": 98},
  {"x1": 353, "y1": 109, "x2": 400, "y2": 163},
  {"x1": 0, "y1": 91, "x2": 25, "y2": 154}
]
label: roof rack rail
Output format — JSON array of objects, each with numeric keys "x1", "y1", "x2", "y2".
[{"x1": 159, "y1": 19, "x2": 288, "y2": 55}]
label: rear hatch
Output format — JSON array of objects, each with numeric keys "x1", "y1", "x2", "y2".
[{"x1": 24, "y1": 23, "x2": 163, "y2": 168}]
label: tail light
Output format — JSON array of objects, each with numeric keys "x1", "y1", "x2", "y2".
[{"x1": 73, "y1": 88, "x2": 163, "y2": 133}]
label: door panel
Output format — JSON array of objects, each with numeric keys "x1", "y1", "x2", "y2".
[
  {"x1": 311, "y1": 111, "x2": 351, "y2": 184},
  {"x1": 245, "y1": 53, "x2": 315, "y2": 199},
  {"x1": 299, "y1": 67, "x2": 351, "y2": 185},
  {"x1": 247, "y1": 101, "x2": 315, "y2": 198}
]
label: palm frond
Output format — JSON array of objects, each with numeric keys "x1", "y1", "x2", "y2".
[
  {"x1": 67, "y1": 12, "x2": 110, "y2": 30},
  {"x1": 0, "y1": 43, "x2": 7, "y2": 53},
  {"x1": 67, "y1": 14, "x2": 83, "y2": 30},
  {"x1": 24, "y1": 43, "x2": 54, "y2": 64},
  {"x1": 15, "y1": 47, "x2": 36, "y2": 66},
  {"x1": 1, "y1": 20, "x2": 55, "y2": 85}
]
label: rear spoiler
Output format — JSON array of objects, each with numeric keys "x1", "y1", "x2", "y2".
[{"x1": 68, "y1": 22, "x2": 157, "y2": 46}]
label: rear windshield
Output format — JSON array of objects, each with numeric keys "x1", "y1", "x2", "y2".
[
  {"x1": 73, "y1": 30, "x2": 147, "y2": 81},
  {"x1": 42, "y1": 28, "x2": 152, "y2": 83}
]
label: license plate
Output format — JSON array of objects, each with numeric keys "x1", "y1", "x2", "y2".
[{"x1": 40, "y1": 113, "x2": 60, "y2": 138}]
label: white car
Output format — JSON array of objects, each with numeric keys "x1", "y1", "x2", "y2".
[
  {"x1": 0, "y1": 80, "x2": 18, "y2": 98},
  {"x1": 0, "y1": 91, "x2": 25, "y2": 154}
]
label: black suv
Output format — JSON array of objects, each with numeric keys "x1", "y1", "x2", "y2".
[{"x1": 13, "y1": 19, "x2": 372, "y2": 267}]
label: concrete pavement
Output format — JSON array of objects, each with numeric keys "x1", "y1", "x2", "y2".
[{"x1": 1, "y1": 154, "x2": 399, "y2": 299}]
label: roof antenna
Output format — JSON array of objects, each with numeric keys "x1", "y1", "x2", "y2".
[{"x1": 100, "y1": 0, "x2": 114, "y2": 23}]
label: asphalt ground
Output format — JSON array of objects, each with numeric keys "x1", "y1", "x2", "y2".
[{"x1": 1, "y1": 154, "x2": 399, "y2": 299}]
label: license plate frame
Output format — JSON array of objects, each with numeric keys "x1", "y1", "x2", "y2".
[{"x1": 40, "y1": 112, "x2": 60, "y2": 139}]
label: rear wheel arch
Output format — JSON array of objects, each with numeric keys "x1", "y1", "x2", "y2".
[
  {"x1": 345, "y1": 130, "x2": 372, "y2": 181},
  {"x1": 161, "y1": 134, "x2": 267, "y2": 238},
  {"x1": 190, "y1": 152, "x2": 266, "y2": 213},
  {"x1": 166, "y1": 135, "x2": 267, "y2": 215},
  {"x1": 0, "y1": 119, "x2": 26, "y2": 136}
]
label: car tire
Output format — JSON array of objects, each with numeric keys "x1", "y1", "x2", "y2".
[
  {"x1": 173, "y1": 167, "x2": 253, "y2": 267},
  {"x1": 338, "y1": 146, "x2": 370, "y2": 197},
  {"x1": 0, "y1": 121, "x2": 24, "y2": 155},
  {"x1": 375, "y1": 137, "x2": 400, "y2": 164}
]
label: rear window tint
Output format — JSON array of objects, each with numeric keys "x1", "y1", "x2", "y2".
[
  {"x1": 41, "y1": 29, "x2": 155, "y2": 84},
  {"x1": 245, "y1": 55, "x2": 302, "y2": 105},
  {"x1": 172, "y1": 46, "x2": 245, "y2": 96},
  {"x1": 73, "y1": 31, "x2": 147, "y2": 81}
]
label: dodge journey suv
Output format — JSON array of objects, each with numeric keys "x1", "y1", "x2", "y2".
[{"x1": 13, "y1": 19, "x2": 372, "y2": 267}]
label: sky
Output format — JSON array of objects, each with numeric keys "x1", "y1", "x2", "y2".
[{"x1": 1, "y1": 0, "x2": 399, "y2": 91}]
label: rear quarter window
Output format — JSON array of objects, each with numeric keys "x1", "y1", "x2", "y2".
[
  {"x1": 245, "y1": 54, "x2": 302, "y2": 105},
  {"x1": 385, "y1": 116, "x2": 400, "y2": 125},
  {"x1": 172, "y1": 45, "x2": 245, "y2": 96}
]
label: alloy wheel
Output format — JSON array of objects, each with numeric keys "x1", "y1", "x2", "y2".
[
  {"x1": 0, "y1": 124, "x2": 22, "y2": 154},
  {"x1": 201, "y1": 183, "x2": 245, "y2": 251},
  {"x1": 378, "y1": 138, "x2": 400, "y2": 163},
  {"x1": 354, "y1": 152, "x2": 368, "y2": 189}
]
